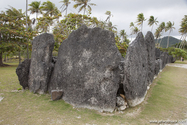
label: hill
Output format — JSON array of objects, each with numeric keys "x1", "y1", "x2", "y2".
[{"x1": 155, "y1": 36, "x2": 181, "y2": 48}]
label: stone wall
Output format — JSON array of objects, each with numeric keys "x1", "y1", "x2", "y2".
[{"x1": 16, "y1": 25, "x2": 175, "y2": 112}]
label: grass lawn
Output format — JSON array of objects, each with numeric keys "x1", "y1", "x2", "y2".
[
  {"x1": 175, "y1": 60, "x2": 187, "y2": 64},
  {"x1": 0, "y1": 63, "x2": 187, "y2": 125}
]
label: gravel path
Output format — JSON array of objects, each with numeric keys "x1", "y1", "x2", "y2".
[{"x1": 167, "y1": 63, "x2": 187, "y2": 69}]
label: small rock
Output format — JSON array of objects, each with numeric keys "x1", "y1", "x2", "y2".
[
  {"x1": 116, "y1": 96, "x2": 125, "y2": 107},
  {"x1": 118, "y1": 105, "x2": 127, "y2": 111},
  {"x1": 51, "y1": 90, "x2": 63, "y2": 101},
  {"x1": 76, "y1": 116, "x2": 81, "y2": 119},
  {"x1": 116, "y1": 96, "x2": 128, "y2": 111},
  {"x1": 0, "y1": 96, "x2": 4, "y2": 102}
]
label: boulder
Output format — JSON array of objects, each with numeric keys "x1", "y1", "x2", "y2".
[
  {"x1": 123, "y1": 32, "x2": 148, "y2": 107},
  {"x1": 145, "y1": 31, "x2": 155, "y2": 85},
  {"x1": 116, "y1": 96, "x2": 127, "y2": 111},
  {"x1": 155, "y1": 59, "x2": 161, "y2": 75},
  {"x1": 155, "y1": 48, "x2": 161, "y2": 59},
  {"x1": 49, "y1": 25, "x2": 122, "y2": 112},
  {"x1": 28, "y1": 33, "x2": 55, "y2": 94},
  {"x1": 160, "y1": 52, "x2": 169, "y2": 69},
  {"x1": 51, "y1": 90, "x2": 63, "y2": 101},
  {"x1": 172, "y1": 57, "x2": 176, "y2": 63},
  {"x1": 16, "y1": 59, "x2": 31, "y2": 89}
]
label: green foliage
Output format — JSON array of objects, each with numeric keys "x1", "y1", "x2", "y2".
[
  {"x1": 159, "y1": 47, "x2": 187, "y2": 59},
  {"x1": 17, "y1": 88, "x2": 22, "y2": 90},
  {"x1": 0, "y1": 8, "x2": 36, "y2": 54},
  {"x1": 73, "y1": 0, "x2": 96, "y2": 15},
  {"x1": 115, "y1": 35, "x2": 129, "y2": 57}
]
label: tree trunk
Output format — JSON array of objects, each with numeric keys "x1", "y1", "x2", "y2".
[
  {"x1": 167, "y1": 32, "x2": 170, "y2": 48},
  {"x1": 151, "y1": 24, "x2": 154, "y2": 32},
  {"x1": 19, "y1": 51, "x2": 21, "y2": 64},
  {"x1": 4, "y1": 54, "x2": 6, "y2": 62},
  {"x1": 0, "y1": 52, "x2": 4, "y2": 66}
]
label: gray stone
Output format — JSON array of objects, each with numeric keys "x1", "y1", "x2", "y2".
[
  {"x1": 116, "y1": 96, "x2": 127, "y2": 111},
  {"x1": 49, "y1": 25, "x2": 122, "y2": 112},
  {"x1": 145, "y1": 31, "x2": 155, "y2": 85},
  {"x1": 160, "y1": 52, "x2": 169, "y2": 69},
  {"x1": 16, "y1": 59, "x2": 31, "y2": 89},
  {"x1": 116, "y1": 96, "x2": 125, "y2": 107},
  {"x1": 123, "y1": 32, "x2": 148, "y2": 107},
  {"x1": 51, "y1": 90, "x2": 63, "y2": 101},
  {"x1": 172, "y1": 57, "x2": 176, "y2": 63},
  {"x1": 28, "y1": 33, "x2": 55, "y2": 94},
  {"x1": 168, "y1": 55, "x2": 176, "y2": 63},
  {"x1": 155, "y1": 59, "x2": 161, "y2": 75},
  {"x1": 155, "y1": 48, "x2": 161, "y2": 59}
]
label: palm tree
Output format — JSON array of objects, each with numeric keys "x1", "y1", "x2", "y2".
[
  {"x1": 154, "y1": 28, "x2": 162, "y2": 47},
  {"x1": 60, "y1": 0, "x2": 71, "y2": 16},
  {"x1": 120, "y1": 30, "x2": 127, "y2": 42},
  {"x1": 148, "y1": 16, "x2": 159, "y2": 32},
  {"x1": 6, "y1": 6, "x2": 24, "y2": 20},
  {"x1": 179, "y1": 15, "x2": 187, "y2": 48},
  {"x1": 73, "y1": 0, "x2": 96, "y2": 15},
  {"x1": 40, "y1": 1, "x2": 60, "y2": 17},
  {"x1": 105, "y1": 11, "x2": 112, "y2": 22},
  {"x1": 129, "y1": 22, "x2": 135, "y2": 41},
  {"x1": 107, "y1": 21, "x2": 117, "y2": 32},
  {"x1": 136, "y1": 13, "x2": 146, "y2": 32},
  {"x1": 133, "y1": 27, "x2": 139, "y2": 35},
  {"x1": 158, "y1": 22, "x2": 166, "y2": 47},
  {"x1": 28, "y1": 1, "x2": 41, "y2": 20},
  {"x1": 166, "y1": 21, "x2": 175, "y2": 48}
]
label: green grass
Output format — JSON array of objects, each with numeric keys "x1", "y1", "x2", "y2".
[
  {"x1": 175, "y1": 60, "x2": 187, "y2": 64},
  {"x1": 0, "y1": 63, "x2": 187, "y2": 125}
]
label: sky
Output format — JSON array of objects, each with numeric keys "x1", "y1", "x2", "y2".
[{"x1": 0, "y1": 0, "x2": 187, "y2": 39}]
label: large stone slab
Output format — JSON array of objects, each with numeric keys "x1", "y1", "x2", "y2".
[
  {"x1": 28, "y1": 33, "x2": 55, "y2": 94},
  {"x1": 16, "y1": 59, "x2": 31, "y2": 89},
  {"x1": 155, "y1": 59, "x2": 161, "y2": 75},
  {"x1": 49, "y1": 25, "x2": 122, "y2": 112},
  {"x1": 123, "y1": 32, "x2": 148, "y2": 107},
  {"x1": 160, "y1": 52, "x2": 169, "y2": 69},
  {"x1": 145, "y1": 31, "x2": 155, "y2": 85},
  {"x1": 155, "y1": 48, "x2": 161, "y2": 59}
]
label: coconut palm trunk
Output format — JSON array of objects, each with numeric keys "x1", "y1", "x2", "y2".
[{"x1": 166, "y1": 31, "x2": 171, "y2": 48}]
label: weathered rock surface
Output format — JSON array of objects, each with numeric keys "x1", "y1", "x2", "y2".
[
  {"x1": 160, "y1": 52, "x2": 169, "y2": 69},
  {"x1": 123, "y1": 32, "x2": 148, "y2": 107},
  {"x1": 49, "y1": 25, "x2": 122, "y2": 112},
  {"x1": 51, "y1": 90, "x2": 63, "y2": 101},
  {"x1": 28, "y1": 33, "x2": 55, "y2": 94},
  {"x1": 16, "y1": 59, "x2": 31, "y2": 89},
  {"x1": 155, "y1": 59, "x2": 161, "y2": 75},
  {"x1": 155, "y1": 48, "x2": 161, "y2": 59},
  {"x1": 116, "y1": 96, "x2": 127, "y2": 111},
  {"x1": 145, "y1": 31, "x2": 155, "y2": 85}
]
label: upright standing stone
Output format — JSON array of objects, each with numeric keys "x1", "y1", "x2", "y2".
[
  {"x1": 123, "y1": 32, "x2": 148, "y2": 107},
  {"x1": 28, "y1": 33, "x2": 55, "y2": 94},
  {"x1": 16, "y1": 59, "x2": 31, "y2": 89},
  {"x1": 49, "y1": 25, "x2": 122, "y2": 112},
  {"x1": 155, "y1": 48, "x2": 161, "y2": 59},
  {"x1": 145, "y1": 31, "x2": 155, "y2": 85}
]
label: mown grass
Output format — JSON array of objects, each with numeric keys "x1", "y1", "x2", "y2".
[
  {"x1": 0, "y1": 63, "x2": 186, "y2": 125},
  {"x1": 175, "y1": 60, "x2": 187, "y2": 64}
]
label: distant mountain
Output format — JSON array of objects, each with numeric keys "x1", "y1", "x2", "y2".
[{"x1": 155, "y1": 36, "x2": 181, "y2": 48}]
